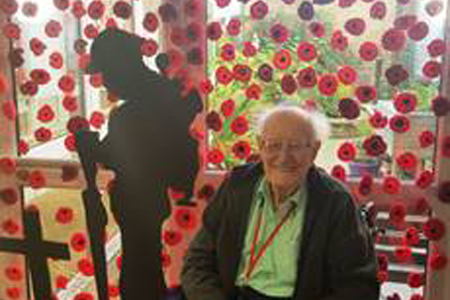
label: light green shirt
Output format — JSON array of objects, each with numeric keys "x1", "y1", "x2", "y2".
[{"x1": 235, "y1": 177, "x2": 308, "y2": 297}]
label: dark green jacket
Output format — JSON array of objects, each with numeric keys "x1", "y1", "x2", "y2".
[{"x1": 181, "y1": 163, "x2": 380, "y2": 300}]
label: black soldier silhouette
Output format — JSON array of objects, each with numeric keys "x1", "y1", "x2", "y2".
[{"x1": 86, "y1": 28, "x2": 202, "y2": 300}]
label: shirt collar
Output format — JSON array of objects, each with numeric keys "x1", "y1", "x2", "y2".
[{"x1": 256, "y1": 177, "x2": 305, "y2": 212}]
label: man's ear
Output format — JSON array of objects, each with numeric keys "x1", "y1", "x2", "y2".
[
  {"x1": 312, "y1": 140, "x2": 321, "y2": 160},
  {"x1": 257, "y1": 135, "x2": 263, "y2": 150}
]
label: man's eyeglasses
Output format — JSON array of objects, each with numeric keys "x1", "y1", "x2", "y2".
[{"x1": 261, "y1": 139, "x2": 314, "y2": 153}]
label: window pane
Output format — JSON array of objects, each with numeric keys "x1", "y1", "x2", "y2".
[{"x1": 206, "y1": 0, "x2": 446, "y2": 182}]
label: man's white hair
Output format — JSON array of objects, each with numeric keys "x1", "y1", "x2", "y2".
[{"x1": 256, "y1": 104, "x2": 331, "y2": 143}]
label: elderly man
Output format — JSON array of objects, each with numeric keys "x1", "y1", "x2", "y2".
[{"x1": 181, "y1": 106, "x2": 380, "y2": 300}]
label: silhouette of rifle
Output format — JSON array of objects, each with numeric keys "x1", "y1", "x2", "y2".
[{"x1": 75, "y1": 130, "x2": 109, "y2": 300}]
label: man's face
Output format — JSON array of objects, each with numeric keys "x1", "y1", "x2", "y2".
[{"x1": 257, "y1": 113, "x2": 320, "y2": 191}]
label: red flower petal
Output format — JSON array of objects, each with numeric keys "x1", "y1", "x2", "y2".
[
  {"x1": 2, "y1": 100, "x2": 16, "y2": 121},
  {"x1": 355, "y1": 85, "x2": 377, "y2": 103},
  {"x1": 143, "y1": 12, "x2": 159, "y2": 32},
  {"x1": 54, "y1": 0, "x2": 70, "y2": 11},
  {"x1": 45, "y1": 20, "x2": 62, "y2": 38},
  {"x1": 359, "y1": 41, "x2": 378, "y2": 61},
  {"x1": 2, "y1": 218, "x2": 20, "y2": 235},
  {"x1": 207, "y1": 149, "x2": 224, "y2": 165},
  {"x1": 330, "y1": 30, "x2": 348, "y2": 51},
  {"x1": 297, "y1": 42, "x2": 317, "y2": 62},
  {"x1": 243, "y1": 41, "x2": 257, "y2": 57},
  {"x1": 407, "y1": 272, "x2": 424, "y2": 288},
  {"x1": 196, "y1": 184, "x2": 216, "y2": 201},
  {"x1": 270, "y1": 23, "x2": 289, "y2": 43},
  {"x1": 195, "y1": 80, "x2": 211, "y2": 97},
  {"x1": 358, "y1": 175, "x2": 373, "y2": 196},
  {"x1": 84, "y1": 24, "x2": 99, "y2": 39},
  {"x1": 67, "y1": 116, "x2": 89, "y2": 134},
  {"x1": 395, "y1": 246, "x2": 412, "y2": 263},
  {"x1": 49, "y1": 52, "x2": 64, "y2": 69},
  {"x1": 77, "y1": 257, "x2": 95, "y2": 276},
  {"x1": 318, "y1": 74, "x2": 338, "y2": 96},
  {"x1": 215, "y1": 66, "x2": 234, "y2": 85},
  {"x1": 383, "y1": 176, "x2": 401, "y2": 194},
  {"x1": 338, "y1": 98, "x2": 360, "y2": 119},
  {"x1": 29, "y1": 170, "x2": 46, "y2": 189},
  {"x1": 3, "y1": 22, "x2": 21, "y2": 39},
  {"x1": 231, "y1": 116, "x2": 248, "y2": 135},
  {"x1": 363, "y1": 134, "x2": 387, "y2": 156},
  {"x1": 87, "y1": 0, "x2": 105, "y2": 19},
  {"x1": 419, "y1": 130, "x2": 435, "y2": 148},
  {"x1": 422, "y1": 218, "x2": 445, "y2": 241},
  {"x1": 427, "y1": 38, "x2": 446, "y2": 57},
  {"x1": 55, "y1": 206, "x2": 74, "y2": 224},
  {"x1": 206, "y1": 111, "x2": 223, "y2": 132},
  {"x1": 163, "y1": 229, "x2": 183, "y2": 246},
  {"x1": 37, "y1": 104, "x2": 55, "y2": 123},
  {"x1": 141, "y1": 39, "x2": 158, "y2": 57},
  {"x1": 250, "y1": 0, "x2": 269, "y2": 20},
  {"x1": 233, "y1": 64, "x2": 252, "y2": 82},
  {"x1": 428, "y1": 251, "x2": 447, "y2": 270},
  {"x1": 58, "y1": 75, "x2": 76, "y2": 93},
  {"x1": 0, "y1": 188, "x2": 19, "y2": 205},
  {"x1": 30, "y1": 37, "x2": 47, "y2": 56},
  {"x1": 370, "y1": 1, "x2": 386, "y2": 19},
  {"x1": 422, "y1": 60, "x2": 441, "y2": 78},
  {"x1": 5, "y1": 265, "x2": 23, "y2": 281},
  {"x1": 415, "y1": 170, "x2": 434, "y2": 189},
  {"x1": 296, "y1": 67, "x2": 317, "y2": 88},
  {"x1": 64, "y1": 134, "x2": 77, "y2": 152},
  {"x1": 74, "y1": 292, "x2": 94, "y2": 300},
  {"x1": 394, "y1": 92, "x2": 417, "y2": 114},
  {"x1": 273, "y1": 49, "x2": 292, "y2": 70},
  {"x1": 232, "y1": 140, "x2": 251, "y2": 159},
  {"x1": 396, "y1": 152, "x2": 418, "y2": 171},
  {"x1": 369, "y1": 110, "x2": 387, "y2": 128},
  {"x1": 55, "y1": 275, "x2": 69, "y2": 289},
  {"x1": 280, "y1": 74, "x2": 297, "y2": 95},
  {"x1": 337, "y1": 65, "x2": 357, "y2": 85},
  {"x1": 344, "y1": 18, "x2": 366, "y2": 36},
  {"x1": 0, "y1": 0, "x2": 19, "y2": 15},
  {"x1": 206, "y1": 22, "x2": 222, "y2": 40},
  {"x1": 394, "y1": 14, "x2": 417, "y2": 30},
  {"x1": 220, "y1": 99, "x2": 235, "y2": 117},
  {"x1": 389, "y1": 115, "x2": 410, "y2": 133},
  {"x1": 389, "y1": 202, "x2": 407, "y2": 226},
  {"x1": 408, "y1": 21, "x2": 429, "y2": 41},
  {"x1": 70, "y1": 232, "x2": 88, "y2": 252},
  {"x1": 404, "y1": 227, "x2": 420, "y2": 246},
  {"x1": 387, "y1": 64, "x2": 409, "y2": 86},
  {"x1": 62, "y1": 95, "x2": 79, "y2": 112},
  {"x1": 34, "y1": 127, "x2": 52, "y2": 142},
  {"x1": 382, "y1": 29, "x2": 406, "y2": 52},
  {"x1": 72, "y1": 0, "x2": 86, "y2": 19},
  {"x1": 174, "y1": 208, "x2": 197, "y2": 229},
  {"x1": 226, "y1": 18, "x2": 241, "y2": 36},
  {"x1": 220, "y1": 43, "x2": 235, "y2": 61},
  {"x1": 330, "y1": 165, "x2": 346, "y2": 182},
  {"x1": 89, "y1": 111, "x2": 105, "y2": 129},
  {"x1": 337, "y1": 142, "x2": 357, "y2": 162},
  {"x1": 431, "y1": 95, "x2": 450, "y2": 117},
  {"x1": 309, "y1": 22, "x2": 325, "y2": 38},
  {"x1": 113, "y1": 1, "x2": 132, "y2": 19},
  {"x1": 6, "y1": 287, "x2": 21, "y2": 299}
]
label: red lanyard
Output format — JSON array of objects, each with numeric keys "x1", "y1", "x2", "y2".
[{"x1": 244, "y1": 201, "x2": 296, "y2": 281}]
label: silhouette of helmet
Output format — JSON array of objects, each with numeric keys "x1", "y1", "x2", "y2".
[{"x1": 87, "y1": 28, "x2": 145, "y2": 75}]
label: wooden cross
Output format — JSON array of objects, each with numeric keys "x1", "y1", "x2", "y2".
[{"x1": 0, "y1": 210, "x2": 71, "y2": 300}]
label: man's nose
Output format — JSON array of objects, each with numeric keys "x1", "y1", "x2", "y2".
[{"x1": 277, "y1": 145, "x2": 294, "y2": 162}]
